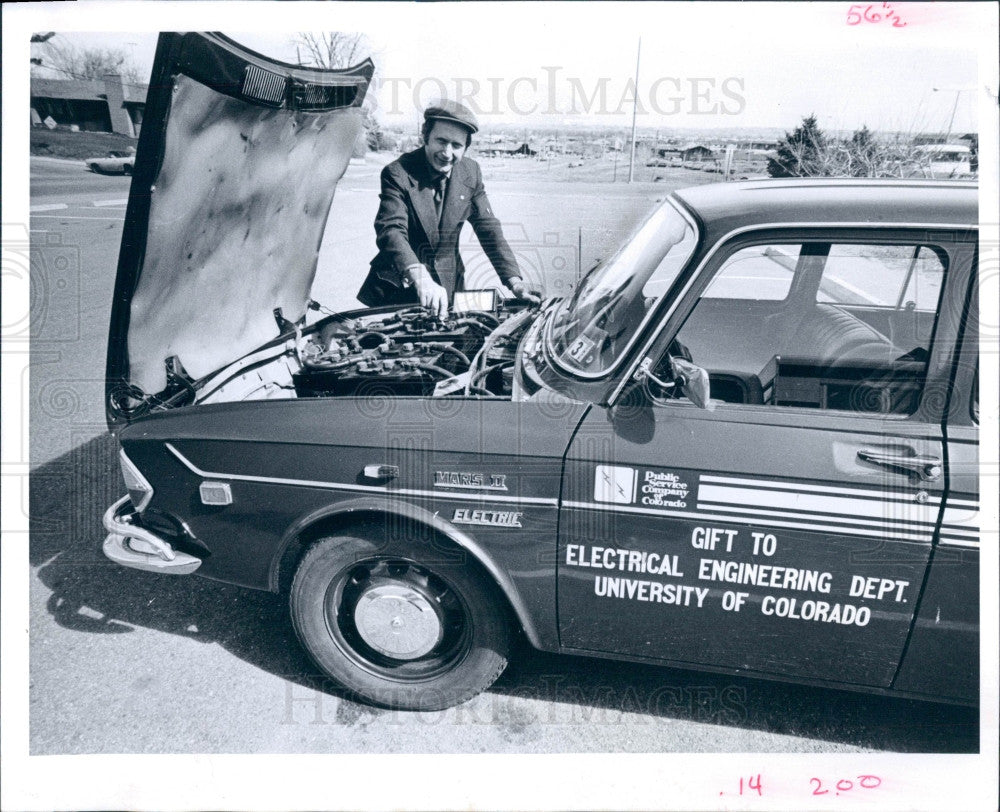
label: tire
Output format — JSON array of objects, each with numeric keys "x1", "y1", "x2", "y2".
[
  {"x1": 290, "y1": 534, "x2": 511, "y2": 711},
  {"x1": 122, "y1": 164, "x2": 132, "y2": 176}
]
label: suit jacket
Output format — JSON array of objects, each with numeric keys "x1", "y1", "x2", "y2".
[{"x1": 357, "y1": 149, "x2": 520, "y2": 307}]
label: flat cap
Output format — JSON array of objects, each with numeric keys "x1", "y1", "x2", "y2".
[{"x1": 423, "y1": 99, "x2": 479, "y2": 135}]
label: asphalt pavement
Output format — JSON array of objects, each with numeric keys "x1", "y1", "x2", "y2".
[{"x1": 25, "y1": 156, "x2": 977, "y2": 755}]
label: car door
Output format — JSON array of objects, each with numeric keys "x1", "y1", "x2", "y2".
[
  {"x1": 893, "y1": 256, "x2": 979, "y2": 702},
  {"x1": 557, "y1": 228, "x2": 976, "y2": 689}
]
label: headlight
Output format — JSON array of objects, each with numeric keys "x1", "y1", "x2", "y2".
[{"x1": 119, "y1": 449, "x2": 153, "y2": 511}]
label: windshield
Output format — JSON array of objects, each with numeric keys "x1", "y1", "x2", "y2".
[{"x1": 549, "y1": 199, "x2": 697, "y2": 377}]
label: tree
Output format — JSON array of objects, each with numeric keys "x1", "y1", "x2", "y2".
[
  {"x1": 767, "y1": 114, "x2": 826, "y2": 177},
  {"x1": 292, "y1": 32, "x2": 368, "y2": 70},
  {"x1": 32, "y1": 38, "x2": 144, "y2": 85},
  {"x1": 291, "y1": 32, "x2": 385, "y2": 151},
  {"x1": 840, "y1": 125, "x2": 882, "y2": 177},
  {"x1": 766, "y1": 117, "x2": 942, "y2": 179}
]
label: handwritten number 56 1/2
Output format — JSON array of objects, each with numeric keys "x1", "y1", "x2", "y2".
[{"x1": 846, "y1": 4, "x2": 907, "y2": 27}]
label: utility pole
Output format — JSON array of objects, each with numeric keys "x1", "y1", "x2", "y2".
[
  {"x1": 932, "y1": 86, "x2": 971, "y2": 143},
  {"x1": 628, "y1": 37, "x2": 641, "y2": 183},
  {"x1": 944, "y1": 91, "x2": 960, "y2": 143}
]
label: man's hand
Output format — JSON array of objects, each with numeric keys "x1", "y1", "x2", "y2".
[
  {"x1": 406, "y1": 264, "x2": 449, "y2": 320},
  {"x1": 509, "y1": 277, "x2": 541, "y2": 304}
]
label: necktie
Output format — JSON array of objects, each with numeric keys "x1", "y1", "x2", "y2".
[{"x1": 434, "y1": 174, "x2": 448, "y2": 224}]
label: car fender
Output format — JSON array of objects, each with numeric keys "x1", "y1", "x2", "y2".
[{"x1": 270, "y1": 495, "x2": 544, "y2": 648}]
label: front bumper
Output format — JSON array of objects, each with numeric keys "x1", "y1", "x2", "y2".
[{"x1": 102, "y1": 495, "x2": 202, "y2": 575}]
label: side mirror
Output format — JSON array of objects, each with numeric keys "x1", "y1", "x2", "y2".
[
  {"x1": 634, "y1": 356, "x2": 714, "y2": 410},
  {"x1": 670, "y1": 356, "x2": 713, "y2": 410}
]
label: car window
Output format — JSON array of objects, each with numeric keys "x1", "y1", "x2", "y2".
[
  {"x1": 641, "y1": 226, "x2": 700, "y2": 299},
  {"x1": 549, "y1": 200, "x2": 697, "y2": 377},
  {"x1": 701, "y1": 244, "x2": 798, "y2": 301},
  {"x1": 663, "y1": 239, "x2": 950, "y2": 415},
  {"x1": 818, "y1": 245, "x2": 945, "y2": 310}
]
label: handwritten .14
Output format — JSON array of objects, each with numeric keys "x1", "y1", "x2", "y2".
[
  {"x1": 722, "y1": 775, "x2": 762, "y2": 797},
  {"x1": 846, "y1": 3, "x2": 907, "y2": 27}
]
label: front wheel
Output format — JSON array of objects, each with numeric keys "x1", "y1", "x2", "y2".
[{"x1": 290, "y1": 535, "x2": 511, "y2": 710}]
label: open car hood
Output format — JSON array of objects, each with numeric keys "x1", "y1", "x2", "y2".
[{"x1": 106, "y1": 32, "x2": 373, "y2": 421}]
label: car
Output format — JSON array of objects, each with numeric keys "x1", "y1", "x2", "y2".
[
  {"x1": 85, "y1": 148, "x2": 136, "y2": 175},
  {"x1": 909, "y1": 143, "x2": 974, "y2": 179},
  {"x1": 103, "y1": 33, "x2": 980, "y2": 711}
]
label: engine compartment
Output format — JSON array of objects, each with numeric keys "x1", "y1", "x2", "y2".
[
  {"x1": 294, "y1": 305, "x2": 537, "y2": 398},
  {"x1": 183, "y1": 302, "x2": 540, "y2": 408}
]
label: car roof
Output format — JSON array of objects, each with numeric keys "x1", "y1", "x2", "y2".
[{"x1": 673, "y1": 179, "x2": 978, "y2": 243}]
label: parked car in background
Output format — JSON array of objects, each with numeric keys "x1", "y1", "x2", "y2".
[
  {"x1": 85, "y1": 147, "x2": 136, "y2": 175},
  {"x1": 101, "y1": 33, "x2": 980, "y2": 712},
  {"x1": 911, "y1": 144, "x2": 974, "y2": 179}
]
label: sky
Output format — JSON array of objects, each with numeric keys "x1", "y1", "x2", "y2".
[{"x1": 22, "y1": 1, "x2": 987, "y2": 136}]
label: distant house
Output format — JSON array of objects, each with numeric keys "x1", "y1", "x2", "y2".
[
  {"x1": 30, "y1": 75, "x2": 147, "y2": 136},
  {"x1": 912, "y1": 132, "x2": 977, "y2": 147},
  {"x1": 479, "y1": 142, "x2": 538, "y2": 158},
  {"x1": 680, "y1": 143, "x2": 715, "y2": 161}
]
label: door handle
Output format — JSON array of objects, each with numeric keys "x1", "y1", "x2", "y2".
[
  {"x1": 857, "y1": 449, "x2": 942, "y2": 481},
  {"x1": 362, "y1": 464, "x2": 399, "y2": 482}
]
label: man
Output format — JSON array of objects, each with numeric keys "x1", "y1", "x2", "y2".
[{"x1": 357, "y1": 100, "x2": 537, "y2": 318}]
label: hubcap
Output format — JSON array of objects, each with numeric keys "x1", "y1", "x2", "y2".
[{"x1": 353, "y1": 582, "x2": 443, "y2": 659}]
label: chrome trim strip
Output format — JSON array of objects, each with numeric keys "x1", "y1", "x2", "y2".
[
  {"x1": 608, "y1": 219, "x2": 978, "y2": 404},
  {"x1": 165, "y1": 443, "x2": 559, "y2": 507},
  {"x1": 699, "y1": 486, "x2": 939, "y2": 522},
  {"x1": 119, "y1": 448, "x2": 154, "y2": 512},
  {"x1": 700, "y1": 473, "x2": 942, "y2": 504},
  {"x1": 561, "y1": 499, "x2": 933, "y2": 542},
  {"x1": 938, "y1": 539, "x2": 980, "y2": 548},
  {"x1": 938, "y1": 527, "x2": 980, "y2": 538},
  {"x1": 696, "y1": 501, "x2": 938, "y2": 531}
]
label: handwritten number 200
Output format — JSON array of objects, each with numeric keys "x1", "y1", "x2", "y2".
[{"x1": 811, "y1": 775, "x2": 881, "y2": 795}]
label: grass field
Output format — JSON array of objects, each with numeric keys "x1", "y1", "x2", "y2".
[
  {"x1": 29, "y1": 126, "x2": 727, "y2": 190},
  {"x1": 30, "y1": 127, "x2": 138, "y2": 160},
  {"x1": 477, "y1": 151, "x2": 724, "y2": 187}
]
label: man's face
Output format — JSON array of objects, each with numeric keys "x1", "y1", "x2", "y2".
[{"x1": 424, "y1": 120, "x2": 469, "y2": 174}]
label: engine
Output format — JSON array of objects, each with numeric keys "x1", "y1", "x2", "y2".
[{"x1": 292, "y1": 304, "x2": 537, "y2": 399}]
